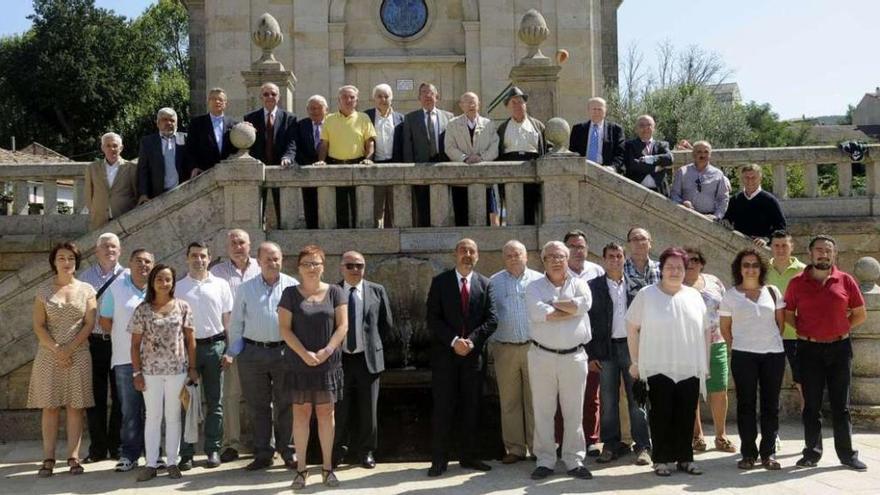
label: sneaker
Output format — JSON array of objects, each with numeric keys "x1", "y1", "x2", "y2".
[
  {"x1": 587, "y1": 444, "x2": 601, "y2": 457},
  {"x1": 114, "y1": 458, "x2": 138, "y2": 472},
  {"x1": 634, "y1": 448, "x2": 652, "y2": 466}
]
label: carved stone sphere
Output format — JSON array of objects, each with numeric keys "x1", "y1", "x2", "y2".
[
  {"x1": 230, "y1": 122, "x2": 256, "y2": 151},
  {"x1": 854, "y1": 256, "x2": 880, "y2": 291},
  {"x1": 545, "y1": 117, "x2": 572, "y2": 153}
]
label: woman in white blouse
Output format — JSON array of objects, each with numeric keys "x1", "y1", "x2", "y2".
[
  {"x1": 626, "y1": 247, "x2": 708, "y2": 477},
  {"x1": 719, "y1": 248, "x2": 786, "y2": 471}
]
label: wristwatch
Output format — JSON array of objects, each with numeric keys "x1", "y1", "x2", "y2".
[{"x1": 132, "y1": 370, "x2": 143, "y2": 377}]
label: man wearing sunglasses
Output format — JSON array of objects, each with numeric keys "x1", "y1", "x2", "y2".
[
  {"x1": 670, "y1": 140, "x2": 731, "y2": 220},
  {"x1": 332, "y1": 251, "x2": 394, "y2": 469}
]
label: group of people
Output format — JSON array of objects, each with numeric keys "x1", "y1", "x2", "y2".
[
  {"x1": 83, "y1": 80, "x2": 785, "y2": 245},
  {"x1": 28, "y1": 222, "x2": 868, "y2": 489}
]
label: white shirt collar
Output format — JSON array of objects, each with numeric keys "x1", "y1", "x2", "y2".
[
  {"x1": 455, "y1": 269, "x2": 473, "y2": 285},
  {"x1": 263, "y1": 107, "x2": 277, "y2": 120},
  {"x1": 343, "y1": 280, "x2": 364, "y2": 293},
  {"x1": 744, "y1": 186, "x2": 762, "y2": 200}
]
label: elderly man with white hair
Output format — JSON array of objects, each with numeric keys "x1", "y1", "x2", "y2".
[
  {"x1": 84, "y1": 132, "x2": 138, "y2": 229},
  {"x1": 294, "y1": 94, "x2": 330, "y2": 229},
  {"x1": 137, "y1": 107, "x2": 188, "y2": 205},
  {"x1": 489, "y1": 240, "x2": 543, "y2": 464},
  {"x1": 569, "y1": 97, "x2": 626, "y2": 173},
  {"x1": 365, "y1": 83, "x2": 404, "y2": 227},
  {"x1": 526, "y1": 240, "x2": 594, "y2": 481}
]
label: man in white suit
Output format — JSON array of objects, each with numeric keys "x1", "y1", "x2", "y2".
[{"x1": 445, "y1": 92, "x2": 500, "y2": 226}]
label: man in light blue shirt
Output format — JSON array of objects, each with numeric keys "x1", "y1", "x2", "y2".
[
  {"x1": 224, "y1": 241, "x2": 299, "y2": 470},
  {"x1": 670, "y1": 140, "x2": 731, "y2": 220},
  {"x1": 489, "y1": 240, "x2": 543, "y2": 464}
]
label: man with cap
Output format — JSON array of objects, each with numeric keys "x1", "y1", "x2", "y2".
[{"x1": 495, "y1": 87, "x2": 547, "y2": 225}]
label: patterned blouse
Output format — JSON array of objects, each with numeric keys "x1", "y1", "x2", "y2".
[
  {"x1": 698, "y1": 273, "x2": 726, "y2": 344},
  {"x1": 128, "y1": 299, "x2": 193, "y2": 376}
]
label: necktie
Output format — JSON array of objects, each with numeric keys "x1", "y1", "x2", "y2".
[
  {"x1": 265, "y1": 113, "x2": 275, "y2": 164},
  {"x1": 314, "y1": 123, "x2": 321, "y2": 150},
  {"x1": 460, "y1": 277, "x2": 469, "y2": 336},
  {"x1": 587, "y1": 124, "x2": 600, "y2": 162},
  {"x1": 346, "y1": 287, "x2": 357, "y2": 352},
  {"x1": 426, "y1": 111, "x2": 437, "y2": 157}
]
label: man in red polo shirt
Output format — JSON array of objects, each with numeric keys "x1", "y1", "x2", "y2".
[{"x1": 784, "y1": 234, "x2": 867, "y2": 471}]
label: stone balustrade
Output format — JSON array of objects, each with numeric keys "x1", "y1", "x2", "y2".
[{"x1": 0, "y1": 163, "x2": 90, "y2": 237}]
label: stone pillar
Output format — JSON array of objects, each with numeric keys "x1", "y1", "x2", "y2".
[
  {"x1": 463, "y1": 21, "x2": 482, "y2": 101},
  {"x1": 241, "y1": 13, "x2": 297, "y2": 112},
  {"x1": 182, "y1": 0, "x2": 207, "y2": 112},
  {"x1": 328, "y1": 23, "x2": 346, "y2": 95},
  {"x1": 508, "y1": 10, "x2": 562, "y2": 124},
  {"x1": 852, "y1": 257, "x2": 880, "y2": 429},
  {"x1": 601, "y1": 0, "x2": 623, "y2": 90},
  {"x1": 214, "y1": 123, "x2": 263, "y2": 233}
]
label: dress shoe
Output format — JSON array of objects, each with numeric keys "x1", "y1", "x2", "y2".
[
  {"x1": 245, "y1": 458, "x2": 274, "y2": 471},
  {"x1": 460, "y1": 459, "x2": 492, "y2": 471},
  {"x1": 842, "y1": 458, "x2": 868, "y2": 471},
  {"x1": 427, "y1": 462, "x2": 447, "y2": 477},
  {"x1": 281, "y1": 452, "x2": 297, "y2": 469},
  {"x1": 177, "y1": 456, "x2": 193, "y2": 471},
  {"x1": 568, "y1": 466, "x2": 593, "y2": 480},
  {"x1": 205, "y1": 452, "x2": 221, "y2": 469},
  {"x1": 795, "y1": 456, "x2": 818, "y2": 468},
  {"x1": 136, "y1": 467, "x2": 157, "y2": 482},
  {"x1": 596, "y1": 449, "x2": 617, "y2": 464},
  {"x1": 82, "y1": 454, "x2": 106, "y2": 464},
  {"x1": 361, "y1": 452, "x2": 376, "y2": 469},
  {"x1": 587, "y1": 444, "x2": 601, "y2": 457},
  {"x1": 220, "y1": 448, "x2": 239, "y2": 463},
  {"x1": 501, "y1": 454, "x2": 525, "y2": 464},
  {"x1": 531, "y1": 466, "x2": 554, "y2": 480},
  {"x1": 332, "y1": 446, "x2": 348, "y2": 468}
]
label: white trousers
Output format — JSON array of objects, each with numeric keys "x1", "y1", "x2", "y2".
[
  {"x1": 528, "y1": 346, "x2": 588, "y2": 470},
  {"x1": 143, "y1": 373, "x2": 187, "y2": 468}
]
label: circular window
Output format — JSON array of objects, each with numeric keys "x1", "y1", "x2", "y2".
[{"x1": 380, "y1": 0, "x2": 429, "y2": 39}]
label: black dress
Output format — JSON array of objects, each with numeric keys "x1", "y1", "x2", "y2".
[{"x1": 279, "y1": 284, "x2": 345, "y2": 404}]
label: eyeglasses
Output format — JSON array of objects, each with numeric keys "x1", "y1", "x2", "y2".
[
  {"x1": 543, "y1": 254, "x2": 567, "y2": 262},
  {"x1": 299, "y1": 262, "x2": 323, "y2": 269},
  {"x1": 344, "y1": 263, "x2": 365, "y2": 270},
  {"x1": 741, "y1": 262, "x2": 761, "y2": 269},
  {"x1": 262, "y1": 92, "x2": 278, "y2": 97}
]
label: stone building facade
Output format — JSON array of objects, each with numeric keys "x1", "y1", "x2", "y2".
[{"x1": 181, "y1": 0, "x2": 621, "y2": 125}]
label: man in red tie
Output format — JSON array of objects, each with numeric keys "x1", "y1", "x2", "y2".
[{"x1": 425, "y1": 238, "x2": 498, "y2": 477}]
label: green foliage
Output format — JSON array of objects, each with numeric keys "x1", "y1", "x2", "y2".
[
  {"x1": 0, "y1": 0, "x2": 189, "y2": 160},
  {"x1": 741, "y1": 102, "x2": 810, "y2": 148}
]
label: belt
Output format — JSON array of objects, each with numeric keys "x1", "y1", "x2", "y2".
[
  {"x1": 327, "y1": 156, "x2": 364, "y2": 164},
  {"x1": 196, "y1": 334, "x2": 226, "y2": 345},
  {"x1": 611, "y1": 337, "x2": 629, "y2": 343},
  {"x1": 500, "y1": 151, "x2": 539, "y2": 160},
  {"x1": 797, "y1": 333, "x2": 850, "y2": 344},
  {"x1": 243, "y1": 338, "x2": 284, "y2": 348},
  {"x1": 89, "y1": 333, "x2": 111, "y2": 342},
  {"x1": 531, "y1": 340, "x2": 583, "y2": 355},
  {"x1": 495, "y1": 341, "x2": 530, "y2": 346}
]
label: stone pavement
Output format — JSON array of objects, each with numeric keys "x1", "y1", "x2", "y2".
[{"x1": 1, "y1": 423, "x2": 878, "y2": 494}]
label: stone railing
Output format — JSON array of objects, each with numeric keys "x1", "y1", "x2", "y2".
[
  {"x1": 672, "y1": 144, "x2": 880, "y2": 218},
  {"x1": 0, "y1": 162, "x2": 90, "y2": 235}
]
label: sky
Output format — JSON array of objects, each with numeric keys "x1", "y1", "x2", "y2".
[{"x1": 1, "y1": 0, "x2": 878, "y2": 120}]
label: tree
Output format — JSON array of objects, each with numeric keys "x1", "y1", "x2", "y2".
[{"x1": 741, "y1": 102, "x2": 810, "y2": 148}]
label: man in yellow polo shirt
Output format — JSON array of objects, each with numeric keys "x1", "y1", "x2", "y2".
[{"x1": 315, "y1": 85, "x2": 377, "y2": 227}]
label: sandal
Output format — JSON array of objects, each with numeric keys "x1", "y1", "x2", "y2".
[
  {"x1": 291, "y1": 469, "x2": 308, "y2": 490},
  {"x1": 692, "y1": 436, "x2": 707, "y2": 452},
  {"x1": 761, "y1": 458, "x2": 781, "y2": 471},
  {"x1": 67, "y1": 458, "x2": 84, "y2": 475},
  {"x1": 322, "y1": 468, "x2": 339, "y2": 487},
  {"x1": 715, "y1": 437, "x2": 736, "y2": 453},
  {"x1": 737, "y1": 457, "x2": 756, "y2": 470},
  {"x1": 653, "y1": 463, "x2": 671, "y2": 477},
  {"x1": 677, "y1": 461, "x2": 703, "y2": 475},
  {"x1": 37, "y1": 459, "x2": 55, "y2": 478}
]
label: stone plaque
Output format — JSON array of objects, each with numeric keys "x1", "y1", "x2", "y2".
[
  {"x1": 380, "y1": 0, "x2": 428, "y2": 38},
  {"x1": 401, "y1": 231, "x2": 461, "y2": 252},
  {"x1": 396, "y1": 79, "x2": 414, "y2": 91}
]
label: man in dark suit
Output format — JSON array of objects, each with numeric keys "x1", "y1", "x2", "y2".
[
  {"x1": 402, "y1": 82, "x2": 454, "y2": 227},
  {"x1": 623, "y1": 114, "x2": 674, "y2": 195},
  {"x1": 365, "y1": 83, "x2": 405, "y2": 227},
  {"x1": 293, "y1": 95, "x2": 329, "y2": 229},
  {"x1": 136, "y1": 107, "x2": 188, "y2": 204},
  {"x1": 244, "y1": 82, "x2": 298, "y2": 228},
  {"x1": 496, "y1": 87, "x2": 547, "y2": 225},
  {"x1": 187, "y1": 87, "x2": 237, "y2": 178},
  {"x1": 569, "y1": 97, "x2": 625, "y2": 173},
  {"x1": 426, "y1": 238, "x2": 498, "y2": 477},
  {"x1": 332, "y1": 251, "x2": 394, "y2": 469},
  {"x1": 585, "y1": 243, "x2": 651, "y2": 466}
]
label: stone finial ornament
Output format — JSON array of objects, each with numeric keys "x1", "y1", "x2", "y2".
[
  {"x1": 252, "y1": 13, "x2": 283, "y2": 63},
  {"x1": 230, "y1": 122, "x2": 257, "y2": 157},
  {"x1": 854, "y1": 256, "x2": 880, "y2": 293},
  {"x1": 518, "y1": 9, "x2": 550, "y2": 63},
  {"x1": 545, "y1": 118, "x2": 574, "y2": 154}
]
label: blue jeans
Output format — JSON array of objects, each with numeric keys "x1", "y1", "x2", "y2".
[
  {"x1": 114, "y1": 364, "x2": 145, "y2": 461},
  {"x1": 599, "y1": 340, "x2": 651, "y2": 451}
]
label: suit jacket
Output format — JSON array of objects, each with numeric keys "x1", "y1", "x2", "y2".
[
  {"x1": 569, "y1": 120, "x2": 626, "y2": 172},
  {"x1": 244, "y1": 108, "x2": 298, "y2": 165},
  {"x1": 186, "y1": 113, "x2": 237, "y2": 174},
  {"x1": 84, "y1": 159, "x2": 138, "y2": 229},
  {"x1": 137, "y1": 132, "x2": 188, "y2": 199},
  {"x1": 444, "y1": 114, "x2": 500, "y2": 162},
  {"x1": 585, "y1": 275, "x2": 636, "y2": 362},
  {"x1": 623, "y1": 138, "x2": 674, "y2": 195},
  {"x1": 365, "y1": 108, "x2": 404, "y2": 162},
  {"x1": 496, "y1": 116, "x2": 548, "y2": 157},
  {"x1": 338, "y1": 279, "x2": 394, "y2": 374},
  {"x1": 426, "y1": 269, "x2": 497, "y2": 369},
  {"x1": 402, "y1": 107, "x2": 453, "y2": 162},
  {"x1": 294, "y1": 118, "x2": 322, "y2": 165}
]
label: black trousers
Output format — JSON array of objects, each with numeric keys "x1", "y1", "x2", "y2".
[
  {"x1": 431, "y1": 352, "x2": 483, "y2": 464},
  {"x1": 731, "y1": 350, "x2": 785, "y2": 460},
  {"x1": 237, "y1": 344, "x2": 294, "y2": 461},
  {"x1": 335, "y1": 352, "x2": 380, "y2": 455},
  {"x1": 86, "y1": 335, "x2": 121, "y2": 459},
  {"x1": 798, "y1": 339, "x2": 859, "y2": 462},
  {"x1": 647, "y1": 374, "x2": 699, "y2": 463}
]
